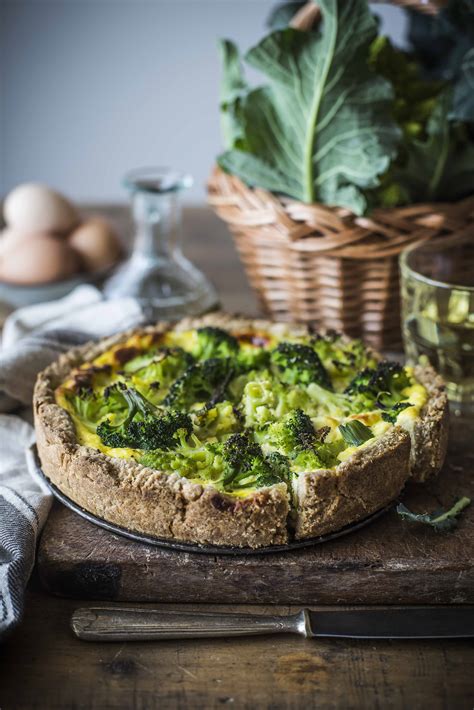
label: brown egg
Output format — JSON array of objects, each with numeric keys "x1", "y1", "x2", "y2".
[
  {"x1": 0, "y1": 234, "x2": 81, "y2": 285},
  {"x1": 68, "y1": 218, "x2": 121, "y2": 272},
  {"x1": 3, "y1": 183, "x2": 79, "y2": 235},
  {"x1": 0, "y1": 227, "x2": 41, "y2": 258}
]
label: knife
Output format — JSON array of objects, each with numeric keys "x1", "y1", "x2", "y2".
[{"x1": 71, "y1": 606, "x2": 474, "y2": 641}]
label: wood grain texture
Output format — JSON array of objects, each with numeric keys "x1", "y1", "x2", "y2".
[
  {"x1": 37, "y1": 450, "x2": 474, "y2": 605},
  {"x1": 1, "y1": 590, "x2": 474, "y2": 710}
]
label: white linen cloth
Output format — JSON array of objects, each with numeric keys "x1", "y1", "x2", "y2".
[{"x1": 0, "y1": 286, "x2": 145, "y2": 638}]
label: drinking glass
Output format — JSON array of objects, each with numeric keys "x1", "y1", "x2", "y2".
[
  {"x1": 104, "y1": 167, "x2": 218, "y2": 320},
  {"x1": 400, "y1": 234, "x2": 474, "y2": 435}
]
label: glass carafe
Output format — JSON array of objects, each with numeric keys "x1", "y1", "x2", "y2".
[{"x1": 104, "y1": 167, "x2": 218, "y2": 320}]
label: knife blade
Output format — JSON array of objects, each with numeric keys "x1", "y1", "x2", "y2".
[
  {"x1": 306, "y1": 607, "x2": 474, "y2": 639},
  {"x1": 71, "y1": 606, "x2": 474, "y2": 642}
]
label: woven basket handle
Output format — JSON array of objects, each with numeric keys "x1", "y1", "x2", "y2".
[{"x1": 290, "y1": 0, "x2": 441, "y2": 30}]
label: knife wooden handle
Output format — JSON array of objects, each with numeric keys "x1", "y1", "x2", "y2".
[{"x1": 71, "y1": 607, "x2": 309, "y2": 642}]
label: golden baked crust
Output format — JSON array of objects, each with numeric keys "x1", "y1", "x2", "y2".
[
  {"x1": 33, "y1": 313, "x2": 448, "y2": 548},
  {"x1": 293, "y1": 427, "x2": 411, "y2": 539},
  {"x1": 410, "y1": 364, "x2": 449, "y2": 483}
]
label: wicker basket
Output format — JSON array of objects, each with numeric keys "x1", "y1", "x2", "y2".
[{"x1": 208, "y1": 0, "x2": 473, "y2": 350}]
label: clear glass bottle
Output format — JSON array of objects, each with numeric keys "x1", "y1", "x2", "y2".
[{"x1": 104, "y1": 167, "x2": 218, "y2": 320}]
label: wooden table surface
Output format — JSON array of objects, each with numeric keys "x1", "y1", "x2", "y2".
[{"x1": 1, "y1": 206, "x2": 473, "y2": 710}]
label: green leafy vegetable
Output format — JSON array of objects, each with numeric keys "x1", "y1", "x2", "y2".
[
  {"x1": 339, "y1": 420, "x2": 374, "y2": 446},
  {"x1": 219, "y1": 431, "x2": 293, "y2": 490},
  {"x1": 64, "y1": 323, "x2": 420, "y2": 495},
  {"x1": 193, "y1": 326, "x2": 239, "y2": 361},
  {"x1": 367, "y1": 36, "x2": 474, "y2": 205},
  {"x1": 396, "y1": 497, "x2": 471, "y2": 532},
  {"x1": 164, "y1": 358, "x2": 234, "y2": 410},
  {"x1": 266, "y1": 409, "x2": 319, "y2": 453},
  {"x1": 271, "y1": 342, "x2": 333, "y2": 390},
  {"x1": 65, "y1": 388, "x2": 120, "y2": 433},
  {"x1": 219, "y1": 40, "x2": 248, "y2": 150},
  {"x1": 407, "y1": 0, "x2": 474, "y2": 96},
  {"x1": 266, "y1": 410, "x2": 342, "y2": 471},
  {"x1": 451, "y1": 46, "x2": 474, "y2": 123},
  {"x1": 369, "y1": 36, "x2": 443, "y2": 142},
  {"x1": 388, "y1": 91, "x2": 474, "y2": 203},
  {"x1": 218, "y1": 0, "x2": 474, "y2": 212},
  {"x1": 380, "y1": 401, "x2": 412, "y2": 424},
  {"x1": 96, "y1": 386, "x2": 193, "y2": 450},
  {"x1": 344, "y1": 359, "x2": 412, "y2": 420},
  {"x1": 218, "y1": 0, "x2": 400, "y2": 214},
  {"x1": 401, "y1": 0, "x2": 474, "y2": 200},
  {"x1": 192, "y1": 401, "x2": 241, "y2": 439}
]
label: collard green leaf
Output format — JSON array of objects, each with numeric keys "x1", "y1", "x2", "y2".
[
  {"x1": 407, "y1": 0, "x2": 474, "y2": 82},
  {"x1": 218, "y1": 0, "x2": 400, "y2": 215},
  {"x1": 369, "y1": 36, "x2": 442, "y2": 141},
  {"x1": 451, "y1": 47, "x2": 474, "y2": 123},
  {"x1": 396, "y1": 497, "x2": 471, "y2": 532},
  {"x1": 390, "y1": 91, "x2": 474, "y2": 202},
  {"x1": 407, "y1": 0, "x2": 474, "y2": 124},
  {"x1": 219, "y1": 39, "x2": 248, "y2": 150}
]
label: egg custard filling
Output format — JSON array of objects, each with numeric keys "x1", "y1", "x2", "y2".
[{"x1": 56, "y1": 326, "x2": 427, "y2": 497}]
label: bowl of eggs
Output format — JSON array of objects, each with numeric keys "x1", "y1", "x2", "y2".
[{"x1": 0, "y1": 183, "x2": 123, "y2": 309}]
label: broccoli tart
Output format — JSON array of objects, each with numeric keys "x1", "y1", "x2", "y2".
[{"x1": 34, "y1": 314, "x2": 448, "y2": 548}]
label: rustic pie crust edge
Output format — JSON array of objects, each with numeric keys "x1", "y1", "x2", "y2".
[{"x1": 33, "y1": 314, "x2": 449, "y2": 549}]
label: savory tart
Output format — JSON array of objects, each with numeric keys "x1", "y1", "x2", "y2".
[{"x1": 34, "y1": 314, "x2": 448, "y2": 548}]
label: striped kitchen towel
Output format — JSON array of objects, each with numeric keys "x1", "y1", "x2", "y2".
[
  {"x1": 0, "y1": 285, "x2": 145, "y2": 638},
  {"x1": 0, "y1": 415, "x2": 52, "y2": 638}
]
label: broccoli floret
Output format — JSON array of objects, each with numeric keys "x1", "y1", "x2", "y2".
[
  {"x1": 241, "y1": 378, "x2": 279, "y2": 429},
  {"x1": 380, "y1": 401, "x2": 412, "y2": 423},
  {"x1": 220, "y1": 432, "x2": 264, "y2": 488},
  {"x1": 65, "y1": 382, "x2": 127, "y2": 432},
  {"x1": 345, "y1": 360, "x2": 412, "y2": 417},
  {"x1": 140, "y1": 438, "x2": 224, "y2": 480},
  {"x1": 311, "y1": 334, "x2": 376, "y2": 387},
  {"x1": 286, "y1": 409, "x2": 319, "y2": 449},
  {"x1": 64, "y1": 391, "x2": 105, "y2": 432},
  {"x1": 96, "y1": 386, "x2": 155, "y2": 448},
  {"x1": 271, "y1": 342, "x2": 333, "y2": 390},
  {"x1": 256, "y1": 451, "x2": 292, "y2": 488},
  {"x1": 127, "y1": 411, "x2": 193, "y2": 450},
  {"x1": 123, "y1": 346, "x2": 194, "y2": 397},
  {"x1": 265, "y1": 409, "x2": 342, "y2": 472},
  {"x1": 142, "y1": 436, "x2": 292, "y2": 492},
  {"x1": 344, "y1": 367, "x2": 373, "y2": 396},
  {"x1": 222, "y1": 431, "x2": 261, "y2": 470},
  {"x1": 164, "y1": 358, "x2": 234, "y2": 410},
  {"x1": 96, "y1": 386, "x2": 192, "y2": 450},
  {"x1": 193, "y1": 327, "x2": 239, "y2": 360},
  {"x1": 220, "y1": 432, "x2": 293, "y2": 490},
  {"x1": 192, "y1": 401, "x2": 241, "y2": 440},
  {"x1": 236, "y1": 347, "x2": 271, "y2": 372},
  {"x1": 346, "y1": 360, "x2": 410, "y2": 397},
  {"x1": 266, "y1": 409, "x2": 320, "y2": 454},
  {"x1": 291, "y1": 449, "x2": 324, "y2": 471}
]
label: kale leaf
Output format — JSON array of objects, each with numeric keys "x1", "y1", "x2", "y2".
[{"x1": 396, "y1": 497, "x2": 471, "y2": 532}]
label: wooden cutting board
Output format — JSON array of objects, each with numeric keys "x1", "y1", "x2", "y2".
[{"x1": 37, "y1": 447, "x2": 474, "y2": 605}]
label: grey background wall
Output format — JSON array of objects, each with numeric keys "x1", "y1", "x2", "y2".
[{"x1": 1, "y1": 1, "x2": 406, "y2": 204}]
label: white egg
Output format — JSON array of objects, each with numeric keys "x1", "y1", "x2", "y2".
[
  {"x1": 3, "y1": 183, "x2": 79, "y2": 234},
  {"x1": 0, "y1": 234, "x2": 81, "y2": 285},
  {"x1": 68, "y1": 218, "x2": 122, "y2": 272}
]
